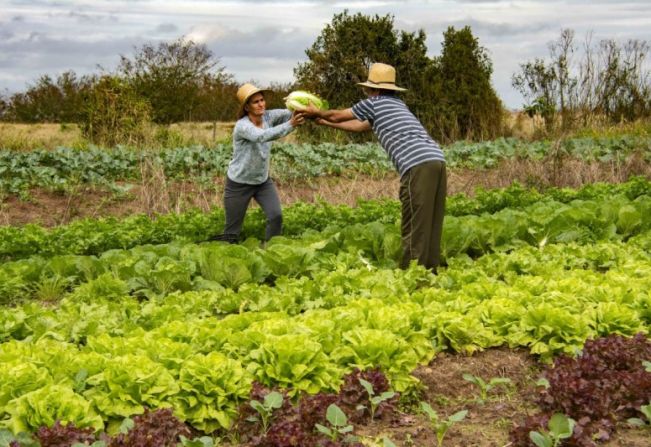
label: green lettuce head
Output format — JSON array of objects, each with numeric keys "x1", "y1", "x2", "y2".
[{"x1": 284, "y1": 91, "x2": 329, "y2": 111}]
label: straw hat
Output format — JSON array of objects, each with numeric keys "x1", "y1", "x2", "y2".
[
  {"x1": 357, "y1": 63, "x2": 407, "y2": 92},
  {"x1": 237, "y1": 83, "x2": 270, "y2": 118}
]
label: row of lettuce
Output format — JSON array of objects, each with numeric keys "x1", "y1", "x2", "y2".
[
  {"x1": 1, "y1": 233, "x2": 650, "y2": 435},
  {"x1": 2, "y1": 134, "x2": 649, "y2": 194},
  {"x1": 2, "y1": 176, "x2": 650, "y2": 262},
  {"x1": 1, "y1": 188, "x2": 650, "y2": 307}
]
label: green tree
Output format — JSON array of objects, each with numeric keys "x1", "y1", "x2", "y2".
[
  {"x1": 5, "y1": 71, "x2": 93, "y2": 123},
  {"x1": 512, "y1": 29, "x2": 577, "y2": 132},
  {"x1": 294, "y1": 10, "x2": 432, "y2": 142},
  {"x1": 118, "y1": 38, "x2": 224, "y2": 124},
  {"x1": 294, "y1": 12, "x2": 502, "y2": 143},
  {"x1": 191, "y1": 73, "x2": 238, "y2": 123},
  {"x1": 0, "y1": 91, "x2": 9, "y2": 121},
  {"x1": 430, "y1": 26, "x2": 504, "y2": 142},
  {"x1": 512, "y1": 58, "x2": 558, "y2": 131},
  {"x1": 8, "y1": 74, "x2": 62, "y2": 122},
  {"x1": 57, "y1": 71, "x2": 95, "y2": 123},
  {"x1": 513, "y1": 29, "x2": 651, "y2": 130},
  {"x1": 595, "y1": 38, "x2": 651, "y2": 122}
]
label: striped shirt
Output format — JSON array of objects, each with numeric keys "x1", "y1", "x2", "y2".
[
  {"x1": 228, "y1": 109, "x2": 294, "y2": 184},
  {"x1": 351, "y1": 94, "x2": 445, "y2": 177}
]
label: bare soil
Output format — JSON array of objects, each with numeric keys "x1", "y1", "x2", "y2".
[
  {"x1": 355, "y1": 348, "x2": 648, "y2": 447},
  {"x1": 221, "y1": 349, "x2": 647, "y2": 446}
]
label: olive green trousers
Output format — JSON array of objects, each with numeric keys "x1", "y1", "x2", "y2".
[{"x1": 399, "y1": 160, "x2": 447, "y2": 271}]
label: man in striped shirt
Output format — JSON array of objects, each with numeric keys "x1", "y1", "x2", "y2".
[{"x1": 300, "y1": 62, "x2": 446, "y2": 273}]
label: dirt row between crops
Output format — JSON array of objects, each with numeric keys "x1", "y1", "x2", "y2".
[
  {"x1": 1, "y1": 157, "x2": 649, "y2": 227},
  {"x1": 363, "y1": 349, "x2": 648, "y2": 447},
  {"x1": 222, "y1": 348, "x2": 647, "y2": 447}
]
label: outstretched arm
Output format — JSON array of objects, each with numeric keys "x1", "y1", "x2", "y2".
[
  {"x1": 301, "y1": 104, "x2": 356, "y2": 123},
  {"x1": 316, "y1": 117, "x2": 371, "y2": 132},
  {"x1": 236, "y1": 112, "x2": 305, "y2": 143}
]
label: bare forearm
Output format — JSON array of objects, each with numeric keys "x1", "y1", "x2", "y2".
[
  {"x1": 319, "y1": 118, "x2": 370, "y2": 132},
  {"x1": 311, "y1": 107, "x2": 354, "y2": 123}
]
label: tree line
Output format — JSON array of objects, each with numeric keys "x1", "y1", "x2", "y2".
[{"x1": 1, "y1": 11, "x2": 649, "y2": 147}]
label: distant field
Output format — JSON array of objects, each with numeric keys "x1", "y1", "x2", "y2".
[
  {"x1": 0, "y1": 113, "x2": 547, "y2": 151},
  {"x1": 0, "y1": 121, "x2": 240, "y2": 151}
]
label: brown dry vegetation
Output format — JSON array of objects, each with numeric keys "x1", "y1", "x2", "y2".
[
  {"x1": 0, "y1": 120, "x2": 284, "y2": 151},
  {"x1": 2, "y1": 156, "x2": 650, "y2": 227},
  {"x1": 2, "y1": 113, "x2": 649, "y2": 151}
]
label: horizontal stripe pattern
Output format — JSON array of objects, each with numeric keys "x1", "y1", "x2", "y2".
[{"x1": 352, "y1": 95, "x2": 445, "y2": 176}]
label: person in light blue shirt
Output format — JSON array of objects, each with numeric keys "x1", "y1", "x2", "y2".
[{"x1": 215, "y1": 83, "x2": 305, "y2": 243}]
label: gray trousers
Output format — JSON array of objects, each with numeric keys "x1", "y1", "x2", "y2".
[
  {"x1": 223, "y1": 177, "x2": 282, "y2": 241},
  {"x1": 399, "y1": 160, "x2": 447, "y2": 271}
]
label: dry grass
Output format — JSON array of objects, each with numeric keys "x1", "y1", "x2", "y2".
[
  {"x1": 0, "y1": 121, "x2": 303, "y2": 151},
  {"x1": 0, "y1": 121, "x2": 239, "y2": 151},
  {"x1": 2, "y1": 156, "x2": 649, "y2": 228},
  {"x1": 2, "y1": 116, "x2": 649, "y2": 151},
  {"x1": 448, "y1": 151, "x2": 651, "y2": 195},
  {"x1": 504, "y1": 111, "x2": 545, "y2": 140},
  {"x1": 167, "y1": 121, "x2": 236, "y2": 146},
  {"x1": 0, "y1": 123, "x2": 87, "y2": 151},
  {"x1": 139, "y1": 157, "x2": 172, "y2": 216}
]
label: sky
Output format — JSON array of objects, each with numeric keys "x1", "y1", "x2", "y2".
[{"x1": 0, "y1": 0, "x2": 650, "y2": 109}]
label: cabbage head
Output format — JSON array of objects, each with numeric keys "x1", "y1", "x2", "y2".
[{"x1": 284, "y1": 91, "x2": 329, "y2": 111}]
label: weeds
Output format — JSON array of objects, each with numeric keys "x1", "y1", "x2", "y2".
[{"x1": 462, "y1": 373, "x2": 512, "y2": 403}]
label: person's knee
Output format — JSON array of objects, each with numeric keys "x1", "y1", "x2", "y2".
[
  {"x1": 267, "y1": 212, "x2": 283, "y2": 233},
  {"x1": 267, "y1": 211, "x2": 282, "y2": 227}
]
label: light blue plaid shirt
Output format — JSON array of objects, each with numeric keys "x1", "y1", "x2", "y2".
[{"x1": 227, "y1": 110, "x2": 294, "y2": 184}]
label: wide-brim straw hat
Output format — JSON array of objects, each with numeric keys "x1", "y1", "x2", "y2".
[
  {"x1": 357, "y1": 63, "x2": 407, "y2": 92},
  {"x1": 237, "y1": 83, "x2": 270, "y2": 118}
]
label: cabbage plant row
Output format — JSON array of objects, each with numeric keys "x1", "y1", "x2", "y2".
[
  {"x1": 2, "y1": 176, "x2": 650, "y2": 262},
  {"x1": 1, "y1": 189, "x2": 650, "y2": 307},
  {"x1": 0, "y1": 179, "x2": 649, "y2": 439},
  {"x1": 1, "y1": 134, "x2": 648, "y2": 194}
]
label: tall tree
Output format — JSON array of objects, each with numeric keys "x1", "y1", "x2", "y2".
[
  {"x1": 294, "y1": 10, "x2": 432, "y2": 141},
  {"x1": 118, "y1": 38, "x2": 223, "y2": 124},
  {"x1": 294, "y1": 12, "x2": 502, "y2": 143},
  {"x1": 295, "y1": 11, "x2": 412, "y2": 107},
  {"x1": 0, "y1": 91, "x2": 8, "y2": 121},
  {"x1": 192, "y1": 73, "x2": 238, "y2": 123},
  {"x1": 430, "y1": 26, "x2": 504, "y2": 142}
]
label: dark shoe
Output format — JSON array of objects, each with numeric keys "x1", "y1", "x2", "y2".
[{"x1": 209, "y1": 233, "x2": 239, "y2": 244}]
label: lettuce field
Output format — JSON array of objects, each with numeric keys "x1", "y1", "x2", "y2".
[{"x1": 0, "y1": 139, "x2": 650, "y2": 447}]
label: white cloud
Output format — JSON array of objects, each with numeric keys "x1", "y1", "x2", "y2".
[{"x1": 0, "y1": 0, "x2": 649, "y2": 108}]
